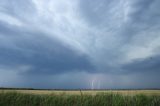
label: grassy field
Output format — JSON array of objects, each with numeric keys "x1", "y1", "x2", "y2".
[
  {"x1": 1, "y1": 89, "x2": 160, "y2": 96},
  {"x1": 0, "y1": 90, "x2": 160, "y2": 106}
]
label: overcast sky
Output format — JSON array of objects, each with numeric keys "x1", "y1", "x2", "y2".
[{"x1": 0, "y1": 0, "x2": 160, "y2": 89}]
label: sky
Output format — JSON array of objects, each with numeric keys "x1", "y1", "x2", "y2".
[{"x1": 0, "y1": 0, "x2": 160, "y2": 89}]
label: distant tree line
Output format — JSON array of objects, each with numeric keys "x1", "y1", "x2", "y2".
[{"x1": 0, "y1": 87, "x2": 160, "y2": 90}]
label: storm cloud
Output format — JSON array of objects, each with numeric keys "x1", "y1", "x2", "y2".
[{"x1": 0, "y1": 0, "x2": 160, "y2": 89}]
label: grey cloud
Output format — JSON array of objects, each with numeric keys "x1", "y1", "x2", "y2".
[
  {"x1": 0, "y1": 0, "x2": 36, "y2": 22},
  {"x1": 79, "y1": 0, "x2": 123, "y2": 28}
]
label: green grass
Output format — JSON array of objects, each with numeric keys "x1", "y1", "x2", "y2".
[{"x1": 0, "y1": 92, "x2": 160, "y2": 106}]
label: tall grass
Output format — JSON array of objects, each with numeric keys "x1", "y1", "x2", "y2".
[{"x1": 0, "y1": 92, "x2": 159, "y2": 106}]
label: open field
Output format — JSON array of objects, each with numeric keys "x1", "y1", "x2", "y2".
[
  {"x1": 0, "y1": 90, "x2": 160, "y2": 106},
  {"x1": 0, "y1": 89, "x2": 160, "y2": 96}
]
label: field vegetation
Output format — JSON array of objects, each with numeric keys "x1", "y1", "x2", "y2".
[{"x1": 0, "y1": 90, "x2": 160, "y2": 106}]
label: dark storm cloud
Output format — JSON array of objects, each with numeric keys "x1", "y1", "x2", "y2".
[
  {"x1": 122, "y1": 55, "x2": 160, "y2": 73},
  {"x1": 79, "y1": 0, "x2": 160, "y2": 34},
  {"x1": 0, "y1": 22, "x2": 94, "y2": 75},
  {"x1": 128, "y1": 0, "x2": 159, "y2": 24},
  {"x1": 78, "y1": 0, "x2": 160, "y2": 73},
  {"x1": 120, "y1": 0, "x2": 160, "y2": 39}
]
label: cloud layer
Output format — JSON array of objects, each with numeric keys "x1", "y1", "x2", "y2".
[{"x1": 0, "y1": 0, "x2": 160, "y2": 89}]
